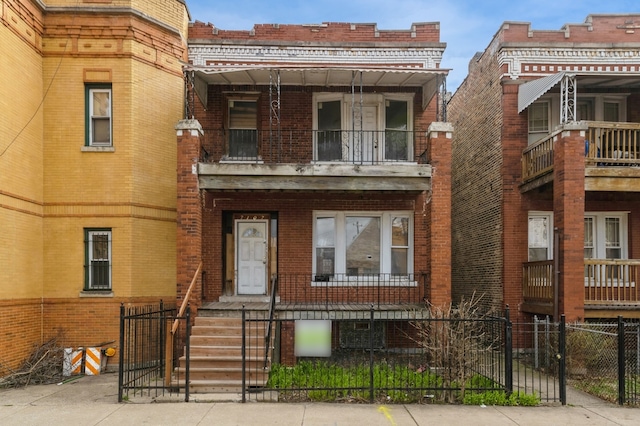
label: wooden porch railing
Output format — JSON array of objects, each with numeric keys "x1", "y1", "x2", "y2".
[
  {"x1": 165, "y1": 261, "x2": 202, "y2": 385},
  {"x1": 584, "y1": 259, "x2": 640, "y2": 304},
  {"x1": 523, "y1": 259, "x2": 640, "y2": 307},
  {"x1": 523, "y1": 260, "x2": 554, "y2": 303},
  {"x1": 522, "y1": 122, "x2": 640, "y2": 183},
  {"x1": 521, "y1": 131, "x2": 559, "y2": 182}
]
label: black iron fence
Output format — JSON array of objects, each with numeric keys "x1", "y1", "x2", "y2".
[
  {"x1": 118, "y1": 303, "x2": 640, "y2": 406},
  {"x1": 118, "y1": 302, "x2": 191, "y2": 402},
  {"x1": 275, "y1": 273, "x2": 429, "y2": 309},
  {"x1": 243, "y1": 308, "x2": 512, "y2": 404}
]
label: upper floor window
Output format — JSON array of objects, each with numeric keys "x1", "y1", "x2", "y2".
[
  {"x1": 85, "y1": 229, "x2": 112, "y2": 290},
  {"x1": 227, "y1": 99, "x2": 258, "y2": 159},
  {"x1": 528, "y1": 101, "x2": 549, "y2": 134},
  {"x1": 86, "y1": 85, "x2": 112, "y2": 147},
  {"x1": 313, "y1": 93, "x2": 413, "y2": 163}
]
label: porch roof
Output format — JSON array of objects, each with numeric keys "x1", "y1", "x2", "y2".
[
  {"x1": 186, "y1": 64, "x2": 449, "y2": 110},
  {"x1": 518, "y1": 71, "x2": 640, "y2": 113}
]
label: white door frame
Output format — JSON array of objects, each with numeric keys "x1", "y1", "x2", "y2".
[{"x1": 235, "y1": 219, "x2": 269, "y2": 295}]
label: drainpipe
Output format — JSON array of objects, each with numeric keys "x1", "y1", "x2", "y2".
[{"x1": 554, "y1": 228, "x2": 560, "y2": 322}]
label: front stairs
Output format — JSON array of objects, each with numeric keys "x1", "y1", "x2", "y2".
[{"x1": 173, "y1": 315, "x2": 273, "y2": 393}]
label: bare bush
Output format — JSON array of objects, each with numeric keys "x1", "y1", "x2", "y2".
[{"x1": 410, "y1": 293, "x2": 500, "y2": 402}]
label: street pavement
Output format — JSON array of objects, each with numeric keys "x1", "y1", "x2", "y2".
[{"x1": 1, "y1": 372, "x2": 640, "y2": 425}]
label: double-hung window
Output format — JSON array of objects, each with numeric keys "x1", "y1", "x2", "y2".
[
  {"x1": 384, "y1": 99, "x2": 410, "y2": 161},
  {"x1": 85, "y1": 229, "x2": 112, "y2": 290},
  {"x1": 314, "y1": 211, "x2": 413, "y2": 281},
  {"x1": 228, "y1": 99, "x2": 258, "y2": 159},
  {"x1": 86, "y1": 85, "x2": 112, "y2": 147}
]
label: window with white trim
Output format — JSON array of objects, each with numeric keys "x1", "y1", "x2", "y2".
[
  {"x1": 227, "y1": 98, "x2": 258, "y2": 158},
  {"x1": 85, "y1": 229, "x2": 112, "y2": 290},
  {"x1": 313, "y1": 93, "x2": 413, "y2": 162},
  {"x1": 313, "y1": 211, "x2": 413, "y2": 278},
  {"x1": 86, "y1": 85, "x2": 112, "y2": 146},
  {"x1": 584, "y1": 213, "x2": 628, "y2": 260},
  {"x1": 528, "y1": 100, "x2": 549, "y2": 134},
  {"x1": 528, "y1": 212, "x2": 553, "y2": 262}
]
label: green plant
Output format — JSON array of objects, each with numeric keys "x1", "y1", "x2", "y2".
[{"x1": 463, "y1": 390, "x2": 539, "y2": 406}]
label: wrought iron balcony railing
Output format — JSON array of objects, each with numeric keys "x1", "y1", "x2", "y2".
[{"x1": 200, "y1": 129, "x2": 429, "y2": 165}]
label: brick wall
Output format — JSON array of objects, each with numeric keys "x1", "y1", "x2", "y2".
[
  {"x1": 448, "y1": 44, "x2": 505, "y2": 314},
  {"x1": 189, "y1": 21, "x2": 442, "y2": 44}
]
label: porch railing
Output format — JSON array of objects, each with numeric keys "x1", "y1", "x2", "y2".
[
  {"x1": 523, "y1": 259, "x2": 640, "y2": 306},
  {"x1": 274, "y1": 272, "x2": 428, "y2": 309},
  {"x1": 521, "y1": 122, "x2": 640, "y2": 183},
  {"x1": 201, "y1": 129, "x2": 429, "y2": 165},
  {"x1": 522, "y1": 260, "x2": 554, "y2": 303},
  {"x1": 584, "y1": 259, "x2": 640, "y2": 304}
]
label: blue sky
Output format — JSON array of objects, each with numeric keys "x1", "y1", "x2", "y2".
[{"x1": 185, "y1": 0, "x2": 639, "y2": 91}]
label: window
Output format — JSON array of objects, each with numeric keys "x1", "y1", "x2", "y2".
[
  {"x1": 313, "y1": 212, "x2": 413, "y2": 278},
  {"x1": 316, "y1": 100, "x2": 343, "y2": 161},
  {"x1": 584, "y1": 213, "x2": 627, "y2": 260},
  {"x1": 228, "y1": 99, "x2": 258, "y2": 158},
  {"x1": 313, "y1": 93, "x2": 413, "y2": 162},
  {"x1": 86, "y1": 85, "x2": 112, "y2": 146},
  {"x1": 385, "y1": 100, "x2": 409, "y2": 161},
  {"x1": 85, "y1": 229, "x2": 112, "y2": 290},
  {"x1": 528, "y1": 101, "x2": 549, "y2": 134},
  {"x1": 528, "y1": 212, "x2": 553, "y2": 261},
  {"x1": 603, "y1": 101, "x2": 620, "y2": 122}
]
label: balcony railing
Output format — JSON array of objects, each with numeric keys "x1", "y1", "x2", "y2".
[
  {"x1": 201, "y1": 129, "x2": 429, "y2": 165},
  {"x1": 522, "y1": 260, "x2": 554, "y2": 303},
  {"x1": 274, "y1": 272, "x2": 429, "y2": 309},
  {"x1": 584, "y1": 259, "x2": 640, "y2": 304},
  {"x1": 521, "y1": 122, "x2": 640, "y2": 182},
  {"x1": 523, "y1": 259, "x2": 640, "y2": 308}
]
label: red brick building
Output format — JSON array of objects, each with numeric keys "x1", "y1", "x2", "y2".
[
  {"x1": 449, "y1": 14, "x2": 640, "y2": 322},
  {"x1": 175, "y1": 21, "x2": 452, "y2": 375}
]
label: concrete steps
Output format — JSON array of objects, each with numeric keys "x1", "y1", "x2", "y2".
[{"x1": 173, "y1": 315, "x2": 273, "y2": 393}]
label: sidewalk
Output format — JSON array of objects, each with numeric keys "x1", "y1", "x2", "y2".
[{"x1": 1, "y1": 372, "x2": 639, "y2": 426}]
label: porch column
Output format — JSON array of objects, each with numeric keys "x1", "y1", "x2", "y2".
[
  {"x1": 553, "y1": 123, "x2": 587, "y2": 321},
  {"x1": 427, "y1": 122, "x2": 453, "y2": 308},
  {"x1": 176, "y1": 119, "x2": 204, "y2": 311}
]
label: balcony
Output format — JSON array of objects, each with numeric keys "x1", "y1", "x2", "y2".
[
  {"x1": 521, "y1": 121, "x2": 640, "y2": 188},
  {"x1": 522, "y1": 259, "x2": 640, "y2": 318},
  {"x1": 197, "y1": 129, "x2": 432, "y2": 192}
]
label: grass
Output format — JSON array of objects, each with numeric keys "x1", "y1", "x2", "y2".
[{"x1": 266, "y1": 361, "x2": 539, "y2": 405}]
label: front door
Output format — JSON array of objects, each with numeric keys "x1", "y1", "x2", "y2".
[
  {"x1": 350, "y1": 105, "x2": 378, "y2": 163},
  {"x1": 236, "y1": 220, "x2": 268, "y2": 295}
]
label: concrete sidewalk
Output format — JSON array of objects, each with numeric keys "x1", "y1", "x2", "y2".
[{"x1": 1, "y1": 373, "x2": 639, "y2": 426}]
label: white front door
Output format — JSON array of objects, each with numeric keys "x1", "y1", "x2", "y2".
[
  {"x1": 350, "y1": 105, "x2": 378, "y2": 163},
  {"x1": 236, "y1": 220, "x2": 268, "y2": 295}
]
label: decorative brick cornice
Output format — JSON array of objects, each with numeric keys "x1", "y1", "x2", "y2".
[
  {"x1": 498, "y1": 46, "x2": 640, "y2": 79},
  {"x1": 189, "y1": 44, "x2": 444, "y2": 69}
]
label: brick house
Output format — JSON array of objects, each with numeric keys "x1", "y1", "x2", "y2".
[
  {"x1": 175, "y1": 21, "x2": 453, "y2": 376},
  {"x1": 0, "y1": 0, "x2": 188, "y2": 373},
  {"x1": 449, "y1": 14, "x2": 640, "y2": 322}
]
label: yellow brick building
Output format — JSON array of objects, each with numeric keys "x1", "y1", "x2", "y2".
[{"x1": 0, "y1": 0, "x2": 188, "y2": 372}]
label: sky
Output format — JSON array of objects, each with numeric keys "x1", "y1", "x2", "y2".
[{"x1": 185, "y1": 0, "x2": 639, "y2": 92}]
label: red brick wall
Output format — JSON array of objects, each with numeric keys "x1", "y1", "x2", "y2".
[
  {"x1": 176, "y1": 121, "x2": 204, "y2": 313},
  {"x1": 501, "y1": 15, "x2": 640, "y2": 44},
  {"x1": 189, "y1": 21, "x2": 442, "y2": 44},
  {"x1": 554, "y1": 129, "x2": 587, "y2": 321}
]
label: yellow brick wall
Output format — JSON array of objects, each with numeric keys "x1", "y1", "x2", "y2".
[
  {"x1": 0, "y1": 0, "x2": 45, "y2": 300},
  {"x1": 1, "y1": 0, "x2": 188, "y2": 372}
]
